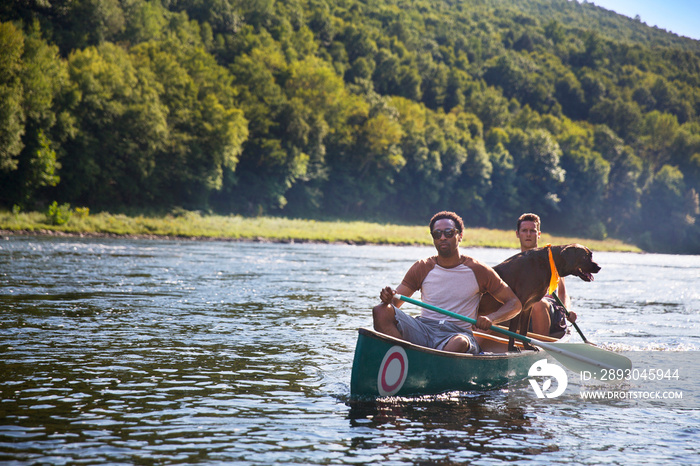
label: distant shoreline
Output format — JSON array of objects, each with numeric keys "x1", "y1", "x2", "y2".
[
  {"x1": 0, "y1": 228, "x2": 406, "y2": 246},
  {"x1": 0, "y1": 211, "x2": 643, "y2": 252}
]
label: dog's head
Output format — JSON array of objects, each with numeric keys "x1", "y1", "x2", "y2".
[{"x1": 560, "y1": 244, "x2": 601, "y2": 282}]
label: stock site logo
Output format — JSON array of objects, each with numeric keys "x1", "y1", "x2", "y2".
[{"x1": 528, "y1": 359, "x2": 568, "y2": 398}]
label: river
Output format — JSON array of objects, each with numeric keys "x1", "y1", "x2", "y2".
[{"x1": 1, "y1": 236, "x2": 698, "y2": 464}]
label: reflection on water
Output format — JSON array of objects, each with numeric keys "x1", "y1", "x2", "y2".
[
  {"x1": 348, "y1": 393, "x2": 553, "y2": 464},
  {"x1": 1, "y1": 236, "x2": 699, "y2": 464}
]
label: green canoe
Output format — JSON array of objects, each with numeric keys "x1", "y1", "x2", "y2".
[{"x1": 350, "y1": 327, "x2": 568, "y2": 399}]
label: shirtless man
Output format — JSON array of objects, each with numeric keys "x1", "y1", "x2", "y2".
[{"x1": 516, "y1": 212, "x2": 576, "y2": 337}]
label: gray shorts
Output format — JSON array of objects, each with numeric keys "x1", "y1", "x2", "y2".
[{"x1": 394, "y1": 306, "x2": 481, "y2": 354}]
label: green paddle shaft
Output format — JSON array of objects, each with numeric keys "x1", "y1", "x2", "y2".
[
  {"x1": 394, "y1": 293, "x2": 631, "y2": 374},
  {"x1": 395, "y1": 293, "x2": 534, "y2": 343},
  {"x1": 551, "y1": 291, "x2": 591, "y2": 344}
]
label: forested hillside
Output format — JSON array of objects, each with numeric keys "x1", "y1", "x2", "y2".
[{"x1": 2, "y1": 0, "x2": 700, "y2": 253}]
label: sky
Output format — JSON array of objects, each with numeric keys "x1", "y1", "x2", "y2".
[{"x1": 583, "y1": 0, "x2": 700, "y2": 41}]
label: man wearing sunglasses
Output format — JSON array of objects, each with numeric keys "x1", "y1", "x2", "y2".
[{"x1": 373, "y1": 211, "x2": 522, "y2": 354}]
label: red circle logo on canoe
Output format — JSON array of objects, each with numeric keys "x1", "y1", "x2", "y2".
[{"x1": 377, "y1": 346, "x2": 408, "y2": 396}]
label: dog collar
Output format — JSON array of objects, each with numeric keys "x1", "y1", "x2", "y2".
[{"x1": 546, "y1": 244, "x2": 560, "y2": 295}]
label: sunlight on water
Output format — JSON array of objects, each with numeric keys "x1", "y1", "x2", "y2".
[{"x1": 1, "y1": 237, "x2": 698, "y2": 464}]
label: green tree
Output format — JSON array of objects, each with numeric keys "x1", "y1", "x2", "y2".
[
  {"x1": 469, "y1": 86, "x2": 511, "y2": 131},
  {"x1": 167, "y1": 0, "x2": 241, "y2": 35},
  {"x1": 555, "y1": 72, "x2": 586, "y2": 120},
  {"x1": 0, "y1": 21, "x2": 67, "y2": 208},
  {"x1": 389, "y1": 97, "x2": 441, "y2": 220},
  {"x1": 484, "y1": 129, "x2": 519, "y2": 228},
  {"x1": 44, "y1": 0, "x2": 126, "y2": 53},
  {"x1": 452, "y1": 137, "x2": 492, "y2": 224},
  {"x1": 3, "y1": 0, "x2": 700, "y2": 251},
  {"x1": 576, "y1": 31, "x2": 607, "y2": 68},
  {"x1": 544, "y1": 20, "x2": 565, "y2": 45},
  {"x1": 324, "y1": 94, "x2": 403, "y2": 216},
  {"x1": 0, "y1": 22, "x2": 25, "y2": 173},
  {"x1": 637, "y1": 111, "x2": 680, "y2": 173},
  {"x1": 649, "y1": 77, "x2": 692, "y2": 123},
  {"x1": 483, "y1": 52, "x2": 555, "y2": 115},
  {"x1": 589, "y1": 98, "x2": 642, "y2": 141},
  {"x1": 132, "y1": 34, "x2": 248, "y2": 208},
  {"x1": 556, "y1": 122, "x2": 610, "y2": 238},
  {"x1": 507, "y1": 128, "x2": 566, "y2": 218},
  {"x1": 640, "y1": 165, "x2": 698, "y2": 252},
  {"x1": 122, "y1": 0, "x2": 169, "y2": 45},
  {"x1": 13, "y1": 23, "x2": 66, "y2": 206},
  {"x1": 669, "y1": 122, "x2": 700, "y2": 193},
  {"x1": 594, "y1": 126, "x2": 643, "y2": 237},
  {"x1": 57, "y1": 43, "x2": 168, "y2": 207},
  {"x1": 224, "y1": 40, "x2": 288, "y2": 213}
]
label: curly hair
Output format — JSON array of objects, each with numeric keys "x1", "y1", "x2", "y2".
[{"x1": 429, "y1": 211, "x2": 465, "y2": 233}]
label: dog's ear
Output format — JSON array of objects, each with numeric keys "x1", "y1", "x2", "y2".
[{"x1": 560, "y1": 244, "x2": 589, "y2": 269}]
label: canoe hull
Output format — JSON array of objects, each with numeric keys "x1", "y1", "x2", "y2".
[{"x1": 350, "y1": 327, "x2": 559, "y2": 399}]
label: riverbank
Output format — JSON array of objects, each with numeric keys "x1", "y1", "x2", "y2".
[{"x1": 0, "y1": 210, "x2": 642, "y2": 252}]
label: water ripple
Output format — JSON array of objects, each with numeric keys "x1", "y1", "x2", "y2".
[{"x1": 1, "y1": 237, "x2": 698, "y2": 464}]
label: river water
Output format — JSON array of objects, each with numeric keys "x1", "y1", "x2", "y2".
[{"x1": 1, "y1": 236, "x2": 698, "y2": 464}]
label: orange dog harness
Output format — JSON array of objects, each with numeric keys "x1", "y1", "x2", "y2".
[{"x1": 546, "y1": 244, "x2": 560, "y2": 295}]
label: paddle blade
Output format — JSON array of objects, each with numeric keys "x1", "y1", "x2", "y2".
[{"x1": 539, "y1": 341, "x2": 632, "y2": 379}]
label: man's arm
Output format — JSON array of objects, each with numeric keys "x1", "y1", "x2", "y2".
[
  {"x1": 379, "y1": 284, "x2": 414, "y2": 307},
  {"x1": 557, "y1": 277, "x2": 570, "y2": 308},
  {"x1": 475, "y1": 284, "x2": 521, "y2": 331},
  {"x1": 556, "y1": 277, "x2": 577, "y2": 322}
]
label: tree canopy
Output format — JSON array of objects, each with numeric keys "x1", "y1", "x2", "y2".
[{"x1": 2, "y1": 0, "x2": 700, "y2": 253}]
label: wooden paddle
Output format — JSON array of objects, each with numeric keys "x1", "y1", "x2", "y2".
[
  {"x1": 551, "y1": 291, "x2": 594, "y2": 345},
  {"x1": 394, "y1": 293, "x2": 632, "y2": 378}
]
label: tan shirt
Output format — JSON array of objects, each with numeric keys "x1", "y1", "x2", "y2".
[{"x1": 401, "y1": 255, "x2": 508, "y2": 331}]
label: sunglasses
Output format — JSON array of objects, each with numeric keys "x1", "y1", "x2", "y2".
[{"x1": 430, "y1": 228, "x2": 457, "y2": 240}]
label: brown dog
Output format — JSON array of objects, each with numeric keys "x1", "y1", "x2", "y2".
[{"x1": 478, "y1": 244, "x2": 601, "y2": 351}]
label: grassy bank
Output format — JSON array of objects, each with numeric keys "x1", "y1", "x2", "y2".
[{"x1": 0, "y1": 209, "x2": 642, "y2": 252}]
